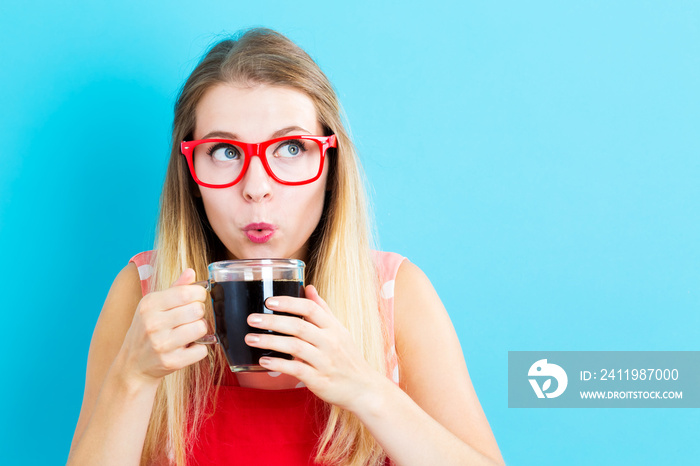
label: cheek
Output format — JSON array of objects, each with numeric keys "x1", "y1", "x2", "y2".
[
  {"x1": 284, "y1": 187, "x2": 324, "y2": 220},
  {"x1": 199, "y1": 190, "x2": 237, "y2": 230},
  {"x1": 283, "y1": 184, "x2": 327, "y2": 236}
]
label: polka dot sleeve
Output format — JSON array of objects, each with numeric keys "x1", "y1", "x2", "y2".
[{"x1": 371, "y1": 250, "x2": 408, "y2": 385}]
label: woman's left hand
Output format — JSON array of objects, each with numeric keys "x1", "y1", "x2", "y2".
[{"x1": 244, "y1": 284, "x2": 384, "y2": 411}]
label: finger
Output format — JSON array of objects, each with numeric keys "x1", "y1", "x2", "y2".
[
  {"x1": 171, "y1": 268, "x2": 196, "y2": 287},
  {"x1": 147, "y1": 283, "x2": 208, "y2": 312},
  {"x1": 258, "y1": 356, "x2": 312, "y2": 380},
  {"x1": 141, "y1": 302, "x2": 205, "y2": 338},
  {"x1": 304, "y1": 285, "x2": 332, "y2": 313},
  {"x1": 164, "y1": 302, "x2": 206, "y2": 328},
  {"x1": 163, "y1": 268, "x2": 208, "y2": 307},
  {"x1": 245, "y1": 333, "x2": 322, "y2": 369},
  {"x1": 247, "y1": 313, "x2": 323, "y2": 347},
  {"x1": 172, "y1": 342, "x2": 209, "y2": 368},
  {"x1": 162, "y1": 319, "x2": 209, "y2": 352},
  {"x1": 264, "y1": 295, "x2": 334, "y2": 329}
]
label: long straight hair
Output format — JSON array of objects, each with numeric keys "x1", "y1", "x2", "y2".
[{"x1": 141, "y1": 29, "x2": 389, "y2": 466}]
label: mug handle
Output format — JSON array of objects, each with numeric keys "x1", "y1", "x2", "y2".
[{"x1": 193, "y1": 279, "x2": 218, "y2": 345}]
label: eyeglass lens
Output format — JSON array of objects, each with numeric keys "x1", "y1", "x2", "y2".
[{"x1": 192, "y1": 138, "x2": 322, "y2": 185}]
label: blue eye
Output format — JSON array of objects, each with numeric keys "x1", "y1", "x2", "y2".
[
  {"x1": 275, "y1": 140, "x2": 306, "y2": 158},
  {"x1": 208, "y1": 143, "x2": 241, "y2": 161}
]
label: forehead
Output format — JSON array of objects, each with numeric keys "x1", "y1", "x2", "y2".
[{"x1": 194, "y1": 83, "x2": 322, "y2": 140}]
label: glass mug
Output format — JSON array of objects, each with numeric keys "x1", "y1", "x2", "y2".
[{"x1": 194, "y1": 259, "x2": 305, "y2": 372}]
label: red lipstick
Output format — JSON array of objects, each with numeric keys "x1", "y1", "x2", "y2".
[{"x1": 243, "y1": 223, "x2": 276, "y2": 244}]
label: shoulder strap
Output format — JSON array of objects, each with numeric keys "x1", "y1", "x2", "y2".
[
  {"x1": 371, "y1": 251, "x2": 408, "y2": 384},
  {"x1": 128, "y1": 250, "x2": 155, "y2": 297}
]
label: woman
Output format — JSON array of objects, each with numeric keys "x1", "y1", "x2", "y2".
[{"x1": 68, "y1": 28, "x2": 504, "y2": 466}]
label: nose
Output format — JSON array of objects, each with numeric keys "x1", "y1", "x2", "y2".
[{"x1": 241, "y1": 155, "x2": 273, "y2": 202}]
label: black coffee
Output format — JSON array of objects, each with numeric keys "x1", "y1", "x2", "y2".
[{"x1": 210, "y1": 279, "x2": 304, "y2": 372}]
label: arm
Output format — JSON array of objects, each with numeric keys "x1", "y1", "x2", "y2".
[
  {"x1": 244, "y1": 262, "x2": 505, "y2": 465},
  {"x1": 67, "y1": 266, "x2": 209, "y2": 465},
  {"x1": 69, "y1": 263, "x2": 151, "y2": 464},
  {"x1": 351, "y1": 260, "x2": 505, "y2": 465}
]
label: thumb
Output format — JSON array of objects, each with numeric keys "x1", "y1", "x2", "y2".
[
  {"x1": 171, "y1": 268, "x2": 196, "y2": 287},
  {"x1": 305, "y1": 284, "x2": 331, "y2": 313}
]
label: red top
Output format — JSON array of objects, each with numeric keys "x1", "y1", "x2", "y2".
[{"x1": 129, "y1": 250, "x2": 406, "y2": 465}]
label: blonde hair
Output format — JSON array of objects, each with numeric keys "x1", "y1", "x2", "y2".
[{"x1": 142, "y1": 29, "x2": 388, "y2": 465}]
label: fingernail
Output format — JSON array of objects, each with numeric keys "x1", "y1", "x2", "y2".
[
  {"x1": 249, "y1": 314, "x2": 262, "y2": 324},
  {"x1": 259, "y1": 357, "x2": 271, "y2": 365},
  {"x1": 247, "y1": 334, "x2": 260, "y2": 343},
  {"x1": 266, "y1": 298, "x2": 279, "y2": 308}
]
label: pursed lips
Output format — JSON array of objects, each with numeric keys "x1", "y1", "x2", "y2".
[{"x1": 243, "y1": 222, "x2": 277, "y2": 243}]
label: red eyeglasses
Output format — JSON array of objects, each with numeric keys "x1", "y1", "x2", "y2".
[{"x1": 181, "y1": 134, "x2": 337, "y2": 188}]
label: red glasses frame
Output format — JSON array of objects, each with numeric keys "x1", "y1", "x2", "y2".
[{"x1": 180, "y1": 134, "x2": 337, "y2": 188}]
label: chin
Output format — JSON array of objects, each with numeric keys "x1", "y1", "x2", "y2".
[{"x1": 225, "y1": 245, "x2": 285, "y2": 261}]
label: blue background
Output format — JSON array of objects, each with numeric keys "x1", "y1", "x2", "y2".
[{"x1": 1, "y1": 1, "x2": 698, "y2": 464}]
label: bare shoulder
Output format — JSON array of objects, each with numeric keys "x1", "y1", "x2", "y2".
[
  {"x1": 393, "y1": 261, "x2": 454, "y2": 357},
  {"x1": 89, "y1": 261, "x2": 143, "y2": 383},
  {"x1": 99, "y1": 262, "x2": 144, "y2": 330},
  {"x1": 87, "y1": 263, "x2": 143, "y2": 363},
  {"x1": 393, "y1": 260, "x2": 504, "y2": 462},
  {"x1": 393, "y1": 260, "x2": 437, "y2": 321},
  {"x1": 71, "y1": 262, "x2": 143, "y2": 448},
  {"x1": 393, "y1": 260, "x2": 460, "y2": 381}
]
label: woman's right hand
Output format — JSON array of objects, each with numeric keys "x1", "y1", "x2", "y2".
[{"x1": 116, "y1": 268, "x2": 210, "y2": 385}]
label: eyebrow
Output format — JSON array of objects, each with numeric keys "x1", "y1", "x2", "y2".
[{"x1": 201, "y1": 126, "x2": 312, "y2": 140}]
